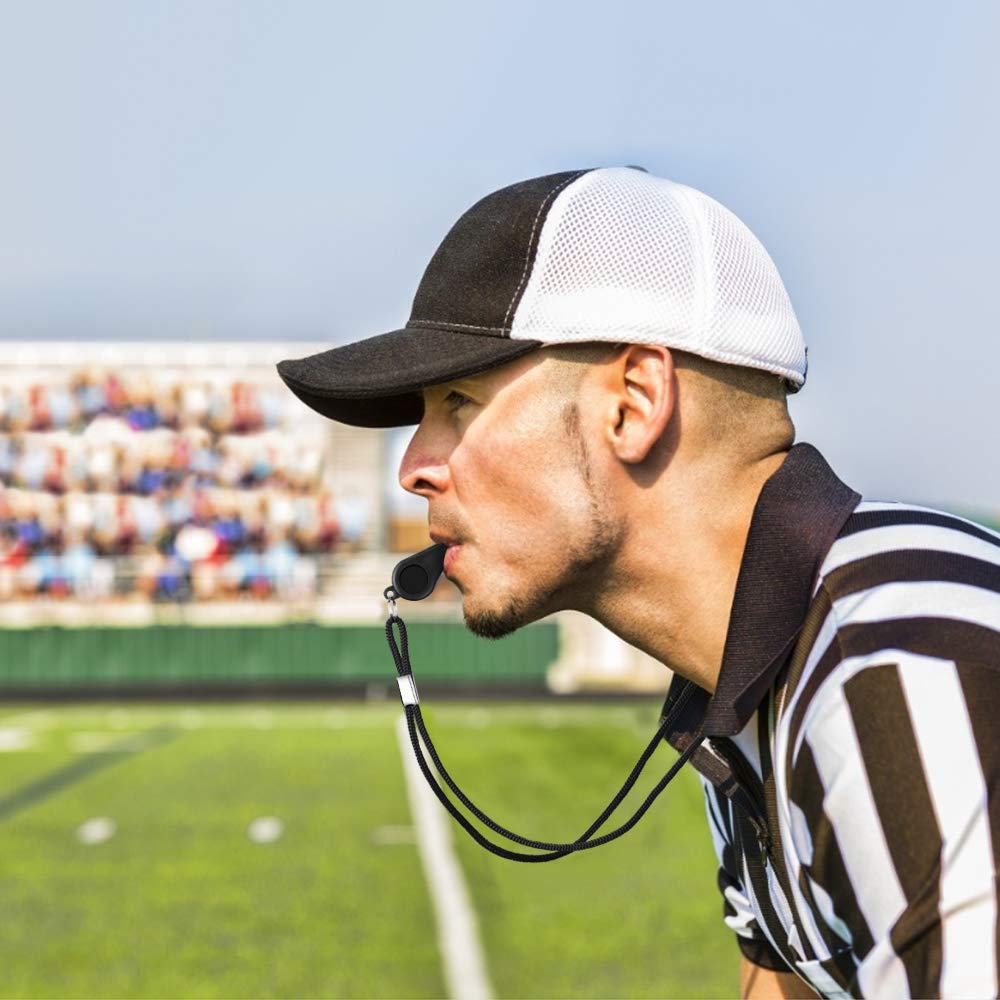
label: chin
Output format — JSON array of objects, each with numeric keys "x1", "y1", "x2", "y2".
[{"x1": 462, "y1": 586, "x2": 550, "y2": 641}]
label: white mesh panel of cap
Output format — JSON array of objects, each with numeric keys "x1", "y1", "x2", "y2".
[{"x1": 508, "y1": 167, "x2": 807, "y2": 389}]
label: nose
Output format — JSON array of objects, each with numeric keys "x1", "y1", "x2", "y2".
[{"x1": 398, "y1": 429, "x2": 451, "y2": 498}]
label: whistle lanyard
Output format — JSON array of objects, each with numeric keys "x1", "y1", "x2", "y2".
[{"x1": 383, "y1": 587, "x2": 706, "y2": 863}]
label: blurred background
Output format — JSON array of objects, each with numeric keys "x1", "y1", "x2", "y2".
[{"x1": 1, "y1": 1, "x2": 998, "y2": 998}]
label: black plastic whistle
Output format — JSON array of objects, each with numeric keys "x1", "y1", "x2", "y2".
[{"x1": 389, "y1": 542, "x2": 447, "y2": 601}]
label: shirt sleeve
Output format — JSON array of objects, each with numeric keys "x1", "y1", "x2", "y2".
[
  {"x1": 699, "y1": 774, "x2": 793, "y2": 972},
  {"x1": 788, "y1": 653, "x2": 1000, "y2": 998}
]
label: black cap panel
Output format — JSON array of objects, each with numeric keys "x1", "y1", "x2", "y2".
[{"x1": 408, "y1": 170, "x2": 591, "y2": 334}]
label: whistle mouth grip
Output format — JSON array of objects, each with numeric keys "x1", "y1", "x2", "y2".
[{"x1": 390, "y1": 542, "x2": 447, "y2": 601}]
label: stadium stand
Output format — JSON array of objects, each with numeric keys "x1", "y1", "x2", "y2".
[{"x1": 0, "y1": 343, "x2": 370, "y2": 605}]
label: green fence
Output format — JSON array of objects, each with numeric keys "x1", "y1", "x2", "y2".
[{"x1": 0, "y1": 621, "x2": 560, "y2": 693}]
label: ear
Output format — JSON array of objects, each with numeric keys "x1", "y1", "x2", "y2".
[{"x1": 600, "y1": 345, "x2": 676, "y2": 464}]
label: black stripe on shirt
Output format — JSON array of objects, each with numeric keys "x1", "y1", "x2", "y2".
[
  {"x1": 955, "y1": 659, "x2": 1000, "y2": 988},
  {"x1": 794, "y1": 866, "x2": 861, "y2": 987},
  {"x1": 791, "y1": 739, "x2": 876, "y2": 960},
  {"x1": 836, "y1": 616, "x2": 999, "y2": 669},
  {"x1": 776, "y1": 584, "x2": 837, "y2": 755},
  {"x1": 843, "y1": 663, "x2": 943, "y2": 996},
  {"x1": 779, "y1": 583, "x2": 836, "y2": 713},
  {"x1": 838, "y1": 509, "x2": 1000, "y2": 549},
  {"x1": 822, "y1": 549, "x2": 1000, "y2": 601}
]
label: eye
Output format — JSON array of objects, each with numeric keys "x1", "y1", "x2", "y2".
[{"x1": 443, "y1": 390, "x2": 472, "y2": 413}]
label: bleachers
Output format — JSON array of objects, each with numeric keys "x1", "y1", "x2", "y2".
[{"x1": 0, "y1": 344, "x2": 371, "y2": 605}]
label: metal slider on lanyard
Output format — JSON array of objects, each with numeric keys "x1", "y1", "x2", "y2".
[
  {"x1": 397, "y1": 673, "x2": 419, "y2": 707},
  {"x1": 384, "y1": 588, "x2": 419, "y2": 707}
]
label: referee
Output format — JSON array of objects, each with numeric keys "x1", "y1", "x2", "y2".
[{"x1": 276, "y1": 166, "x2": 1000, "y2": 999}]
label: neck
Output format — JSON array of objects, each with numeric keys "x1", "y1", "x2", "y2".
[{"x1": 587, "y1": 448, "x2": 790, "y2": 693}]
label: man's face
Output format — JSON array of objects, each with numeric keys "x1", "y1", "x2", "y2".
[{"x1": 397, "y1": 352, "x2": 626, "y2": 640}]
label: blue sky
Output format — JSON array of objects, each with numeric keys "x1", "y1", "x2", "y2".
[{"x1": 2, "y1": 1, "x2": 998, "y2": 510}]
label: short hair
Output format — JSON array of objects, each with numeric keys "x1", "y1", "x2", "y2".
[{"x1": 538, "y1": 339, "x2": 795, "y2": 457}]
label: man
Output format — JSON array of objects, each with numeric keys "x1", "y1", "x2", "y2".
[{"x1": 277, "y1": 167, "x2": 1000, "y2": 998}]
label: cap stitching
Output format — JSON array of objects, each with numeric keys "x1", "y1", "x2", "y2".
[
  {"x1": 501, "y1": 170, "x2": 587, "y2": 332},
  {"x1": 686, "y1": 184, "x2": 716, "y2": 340},
  {"x1": 407, "y1": 319, "x2": 506, "y2": 332}
]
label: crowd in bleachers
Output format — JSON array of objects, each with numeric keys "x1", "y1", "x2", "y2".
[
  {"x1": 0, "y1": 368, "x2": 285, "y2": 436},
  {"x1": 0, "y1": 368, "x2": 368, "y2": 602}
]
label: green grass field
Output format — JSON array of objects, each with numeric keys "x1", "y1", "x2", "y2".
[{"x1": 0, "y1": 700, "x2": 738, "y2": 999}]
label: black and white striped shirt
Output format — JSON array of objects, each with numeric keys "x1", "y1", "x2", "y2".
[{"x1": 660, "y1": 441, "x2": 1000, "y2": 999}]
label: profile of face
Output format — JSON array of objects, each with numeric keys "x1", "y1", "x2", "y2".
[{"x1": 397, "y1": 350, "x2": 627, "y2": 640}]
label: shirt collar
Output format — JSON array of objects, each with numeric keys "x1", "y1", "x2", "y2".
[{"x1": 660, "y1": 441, "x2": 862, "y2": 739}]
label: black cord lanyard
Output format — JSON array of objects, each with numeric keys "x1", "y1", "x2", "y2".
[{"x1": 383, "y1": 574, "x2": 706, "y2": 863}]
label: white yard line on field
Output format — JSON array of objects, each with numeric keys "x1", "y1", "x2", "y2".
[{"x1": 395, "y1": 713, "x2": 493, "y2": 1000}]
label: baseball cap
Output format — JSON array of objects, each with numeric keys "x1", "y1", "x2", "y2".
[{"x1": 276, "y1": 166, "x2": 808, "y2": 428}]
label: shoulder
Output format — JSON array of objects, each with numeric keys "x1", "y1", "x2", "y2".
[
  {"x1": 777, "y1": 498, "x2": 1000, "y2": 802},
  {"x1": 821, "y1": 498, "x2": 1000, "y2": 592},
  {"x1": 819, "y1": 499, "x2": 1000, "y2": 660}
]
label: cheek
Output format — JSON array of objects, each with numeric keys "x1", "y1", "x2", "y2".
[
  {"x1": 454, "y1": 434, "x2": 537, "y2": 518},
  {"x1": 460, "y1": 409, "x2": 579, "y2": 523}
]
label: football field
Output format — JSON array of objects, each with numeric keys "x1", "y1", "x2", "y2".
[{"x1": 0, "y1": 700, "x2": 737, "y2": 999}]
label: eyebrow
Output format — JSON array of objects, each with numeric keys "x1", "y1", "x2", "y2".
[{"x1": 427, "y1": 375, "x2": 484, "y2": 396}]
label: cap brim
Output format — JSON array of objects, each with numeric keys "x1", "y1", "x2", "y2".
[{"x1": 276, "y1": 326, "x2": 545, "y2": 428}]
